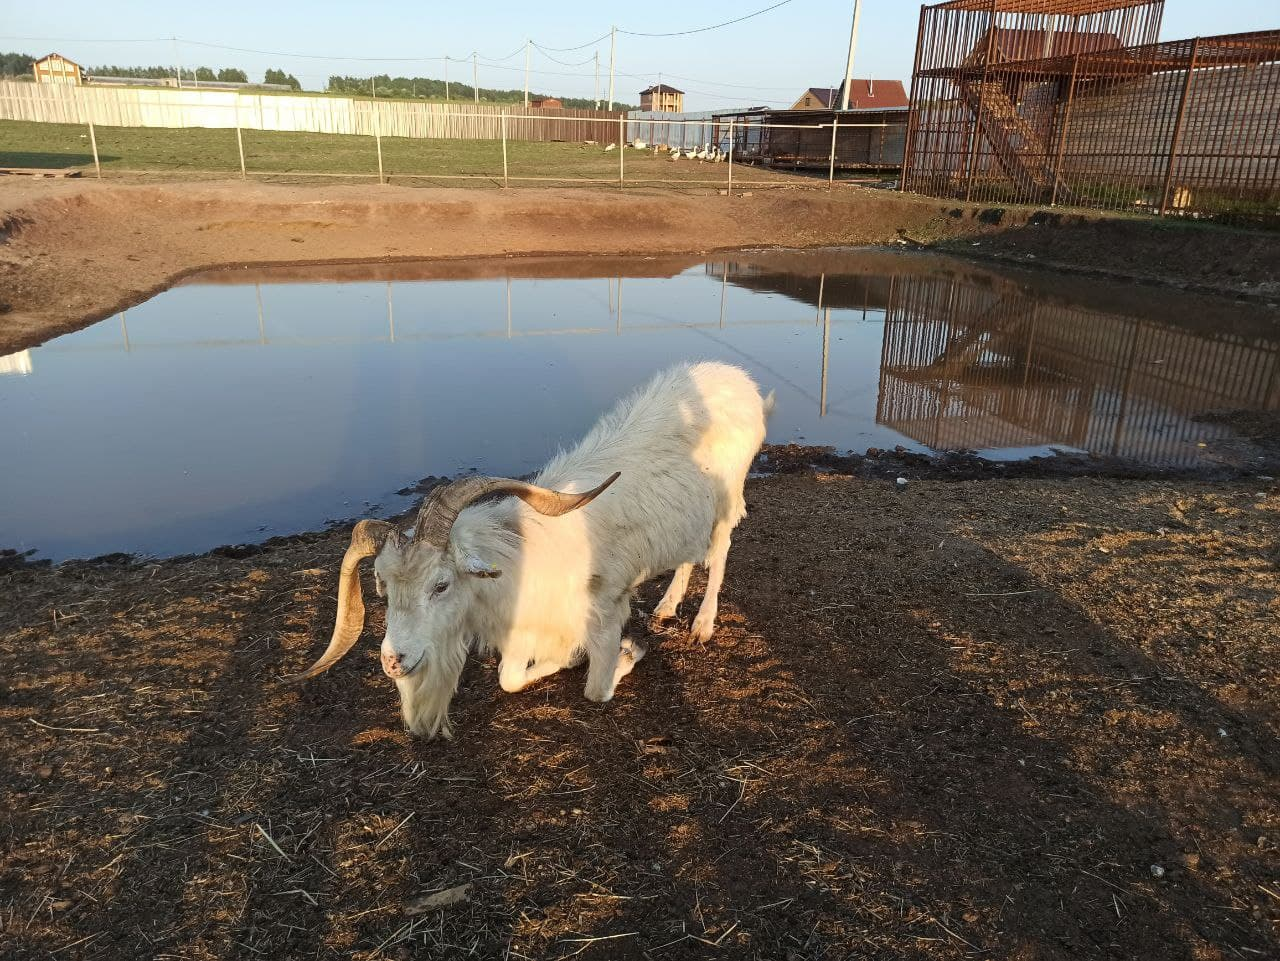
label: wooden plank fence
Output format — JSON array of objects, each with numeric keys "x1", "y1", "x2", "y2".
[{"x1": 0, "y1": 81, "x2": 622, "y2": 142}]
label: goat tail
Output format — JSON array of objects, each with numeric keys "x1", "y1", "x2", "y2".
[{"x1": 762, "y1": 390, "x2": 777, "y2": 422}]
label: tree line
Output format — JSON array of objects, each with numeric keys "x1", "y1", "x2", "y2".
[
  {"x1": 326, "y1": 74, "x2": 634, "y2": 110},
  {"x1": 0, "y1": 52, "x2": 299, "y2": 89},
  {"x1": 0, "y1": 52, "x2": 628, "y2": 108}
]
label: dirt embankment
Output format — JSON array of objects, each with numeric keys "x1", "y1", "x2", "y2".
[
  {"x1": 2, "y1": 474, "x2": 1276, "y2": 960},
  {"x1": 1, "y1": 179, "x2": 1277, "y2": 353}
]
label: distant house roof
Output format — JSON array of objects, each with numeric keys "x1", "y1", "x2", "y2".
[
  {"x1": 530, "y1": 96, "x2": 563, "y2": 107},
  {"x1": 969, "y1": 27, "x2": 1124, "y2": 64},
  {"x1": 804, "y1": 79, "x2": 909, "y2": 110},
  {"x1": 640, "y1": 83, "x2": 684, "y2": 95},
  {"x1": 35, "y1": 52, "x2": 82, "y2": 67}
]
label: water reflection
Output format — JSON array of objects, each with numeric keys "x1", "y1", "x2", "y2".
[
  {"x1": 0, "y1": 349, "x2": 32, "y2": 375},
  {"x1": 2, "y1": 251, "x2": 1276, "y2": 561}
]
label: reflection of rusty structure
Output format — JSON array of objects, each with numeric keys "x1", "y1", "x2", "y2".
[
  {"x1": 705, "y1": 262, "x2": 893, "y2": 314},
  {"x1": 877, "y1": 272, "x2": 1280, "y2": 465},
  {"x1": 904, "y1": 1, "x2": 1280, "y2": 225}
]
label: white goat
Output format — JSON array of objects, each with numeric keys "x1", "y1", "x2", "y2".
[{"x1": 287, "y1": 362, "x2": 773, "y2": 739}]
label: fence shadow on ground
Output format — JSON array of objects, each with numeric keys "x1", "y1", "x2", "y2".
[{"x1": 0, "y1": 150, "x2": 109, "y2": 168}]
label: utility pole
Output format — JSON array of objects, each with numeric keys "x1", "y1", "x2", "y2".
[
  {"x1": 607, "y1": 26, "x2": 616, "y2": 110},
  {"x1": 594, "y1": 51, "x2": 600, "y2": 108},
  {"x1": 371, "y1": 75, "x2": 376, "y2": 99},
  {"x1": 473, "y1": 52, "x2": 479, "y2": 103},
  {"x1": 172, "y1": 36, "x2": 183, "y2": 89},
  {"x1": 523, "y1": 40, "x2": 530, "y2": 107},
  {"x1": 444, "y1": 56, "x2": 450, "y2": 101},
  {"x1": 839, "y1": 0, "x2": 863, "y2": 111}
]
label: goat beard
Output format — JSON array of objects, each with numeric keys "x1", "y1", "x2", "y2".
[{"x1": 393, "y1": 636, "x2": 470, "y2": 740}]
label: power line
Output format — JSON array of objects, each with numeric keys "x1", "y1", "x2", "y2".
[
  {"x1": 178, "y1": 38, "x2": 442, "y2": 62},
  {"x1": 530, "y1": 43, "x2": 595, "y2": 68},
  {"x1": 618, "y1": 0, "x2": 796, "y2": 38},
  {"x1": 530, "y1": 31, "x2": 613, "y2": 53}
]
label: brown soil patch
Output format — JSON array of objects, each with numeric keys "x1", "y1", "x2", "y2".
[
  {"x1": 1, "y1": 180, "x2": 1277, "y2": 354},
  {"x1": 2, "y1": 475, "x2": 1277, "y2": 960}
]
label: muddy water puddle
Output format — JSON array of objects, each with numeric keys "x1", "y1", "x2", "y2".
[{"x1": 3, "y1": 249, "x2": 1277, "y2": 561}]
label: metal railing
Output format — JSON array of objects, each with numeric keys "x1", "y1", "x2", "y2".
[{"x1": 1, "y1": 96, "x2": 906, "y2": 193}]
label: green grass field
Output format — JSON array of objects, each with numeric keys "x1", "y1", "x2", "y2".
[{"x1": 0, "y1": 119, "x2": 816, "y2": 187}]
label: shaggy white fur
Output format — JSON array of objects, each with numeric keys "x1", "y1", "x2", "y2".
[{"x1": 372, "y1": 361, "x2": 773, "y2": 738}]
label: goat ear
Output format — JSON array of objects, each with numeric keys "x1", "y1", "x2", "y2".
[{"x1": 462, "y1": 554, "x2": 503, "y2": 579}]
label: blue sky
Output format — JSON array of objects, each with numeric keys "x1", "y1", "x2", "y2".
[{"x1": 1, "y1": 0, "x2": 1274, "y2": 110}]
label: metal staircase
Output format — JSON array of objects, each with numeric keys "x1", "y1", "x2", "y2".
[{"x1": 960, "y1": 80, "x2": 1077, "y2": 203}]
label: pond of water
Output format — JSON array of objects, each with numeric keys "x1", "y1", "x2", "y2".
[{"x1": 3, "y1": 249, "x2": 1277, "y2": 561}]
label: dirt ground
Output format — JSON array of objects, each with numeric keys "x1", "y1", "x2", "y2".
[
  {"x1": 2, "y1": 179, "x2": 1278, "y2": 354},
  {"x1": 2, "y1": 470, "x2": 1277, "y2": 961}
]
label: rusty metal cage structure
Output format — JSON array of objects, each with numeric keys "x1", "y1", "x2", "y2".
[{"x1": 903, "y1": 0, "x2": 1280, "y2": 226}]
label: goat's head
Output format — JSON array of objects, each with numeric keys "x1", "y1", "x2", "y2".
[{"x1": 284, "y1": 473, "x2": 620, "y2": 726}]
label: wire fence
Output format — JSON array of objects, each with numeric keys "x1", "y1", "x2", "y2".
[{"x1": 0, "y1": 99, "x2": 906, "y2": 191}]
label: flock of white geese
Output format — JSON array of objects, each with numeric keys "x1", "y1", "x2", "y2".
[{"x1": 602, "y1": 140, "x2": 726, "y2": 162}]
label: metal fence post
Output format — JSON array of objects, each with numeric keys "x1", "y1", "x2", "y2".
[
  {"x1": 87, "y1": 121, "x2": 101, "y2": 179},
  {"x1": 501, "y1": 113, "x2": 509, "y2": 188},
  {"x1": 618, "y1": 114, "x2": 625, "y2": 189},
  {"x1": 374, "y1": 104, "x2": 385, "y2": 185},
  {"x1": 1161, "y1": 37, "x2": 1202, "y2": 216},
  {"x1": 726, "y1": 118, "x2": 735, "y2": 197},
  {"x1": 900, "y1": 6, "x2": 927, "y2": 192},
  {"x1": 235, "y1": 109, "x2": 247, "y2": 180},
  {"x1": 1050, "y1": 53, "x2": 1080, "y2": 208},
  {"x1": 828, "y1": 115, "x2": 840, "y2": 188}
]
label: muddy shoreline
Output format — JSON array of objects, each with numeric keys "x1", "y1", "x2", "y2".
[
  {"x1": 2, "y1": 181, "x2": 1277, "y2": 354},
  {"x1": 6, "y1": 441, "x2": 1279, "y2": 572}
]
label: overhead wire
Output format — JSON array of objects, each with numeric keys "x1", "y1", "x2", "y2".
[
  {"x1": 1, "y1": 0, "x2": 808, "y2": 103},
  {"x1": 618, "y1": 0, "x2": 796, "y2": 38},
  {"x1": 530, "y1": 43, "x2": 596, "y2": 68}
]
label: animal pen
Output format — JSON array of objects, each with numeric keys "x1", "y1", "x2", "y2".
[
  {"x1": 902, "y1": 0, "x2": 1280, "y2": 225},
  {"x1": 714, "y1": 108, "x2": 908, "y2": 172}
]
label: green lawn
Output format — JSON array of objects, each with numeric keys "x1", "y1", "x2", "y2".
[{"x1": 0, "y1": 119, "x2": 816, "y2": 186}]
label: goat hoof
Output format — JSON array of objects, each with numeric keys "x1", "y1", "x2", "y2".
[{"x1": 690, "y1": 614, "x2": 716, "y2": 643}]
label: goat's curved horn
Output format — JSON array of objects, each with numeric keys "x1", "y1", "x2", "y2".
[
  {"x1": 415, "y1": 472, "x2": 620, "y2": 548},
  {"x1": 284, "y1": 519, "x2": 398, "y2": 683}
]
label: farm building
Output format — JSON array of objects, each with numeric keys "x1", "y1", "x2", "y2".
[
  {"x1": 33, "y1": 53, "x2": 82, "y2": 86},
  {"x1": 639, "y1": 84, "x2": 684, "y2": 113},
  {"x1": 529, "y1": 97, "x2": 563, "y2": 108},
  {"x1": 86, "y1": 75, "x2": 180, "y2": 88},
  {"x1": 791, "y1": 79, "x2": 909, "y2": 111},
  {"x1": 714, "y1": 106, "x2": 907, "y2": 172}
]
